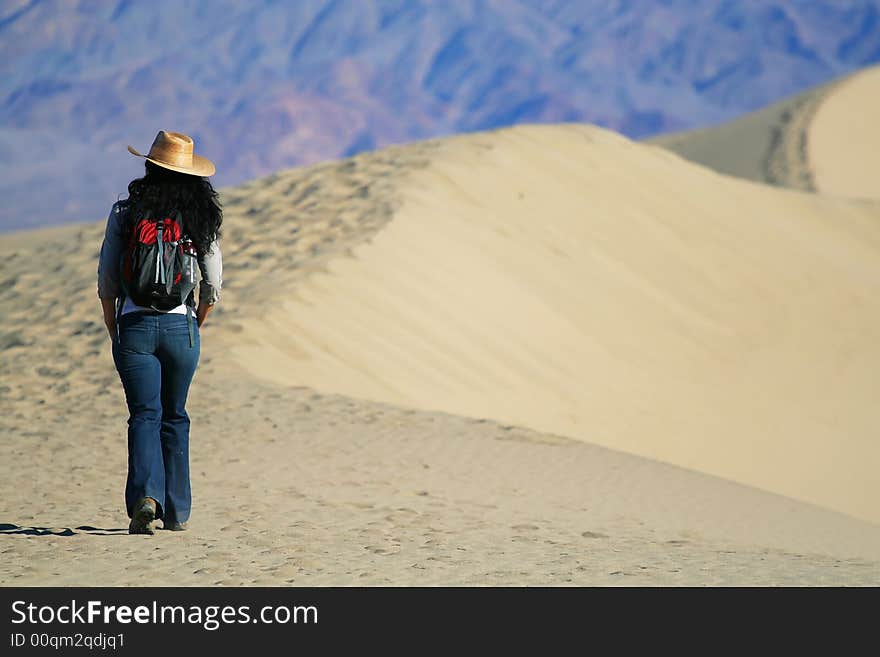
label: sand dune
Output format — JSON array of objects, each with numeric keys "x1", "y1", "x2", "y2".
[
  {"x1": 2, "y1": 118, "x2": 879, "y2": 585},
  {"x1": 648, "y1": 80, "x2": 827, "y2": 190},
  {"x1": 650, "y1": 64, "x2": 880, "y2": 200},
  {"x1": 222, "y1": 124, "x2": 880, "y2": 525},
  {"x1": 809, "y1": 66, "x2": 880, "y2": 199}
]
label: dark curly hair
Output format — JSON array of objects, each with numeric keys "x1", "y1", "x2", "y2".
[{"x1": 119, "y1": 160, "x2": 222, "y2": 256}]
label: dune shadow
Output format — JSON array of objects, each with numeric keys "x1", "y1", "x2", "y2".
[{"x1": 0, "y1": 523, "x2": 127, "y2": 536}]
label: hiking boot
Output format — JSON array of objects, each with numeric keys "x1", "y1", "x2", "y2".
[
  {"x1": 163, "y1": 520, "x2": 187, "y2": 532},
  {"x1": 129, "y1": 497, "x2": 157, "y2": 535}
]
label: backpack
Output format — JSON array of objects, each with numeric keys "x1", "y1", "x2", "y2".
[{"x1": 119, "y1": 207, "x2": 199, "y2": 346}]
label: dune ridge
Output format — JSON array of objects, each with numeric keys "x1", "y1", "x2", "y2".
[
  {"x1": 809, "y1": 65, "x2": 880, "y2": 199},
  {"x1": 649, "y1": 79, "x2": 828, "y2": 190},
  {"x1": 650, "y1": 64, "x2": 880, "y2": 200},
  {"x1": 221, "y1": 123, "x2": 880, "y2": 525}
]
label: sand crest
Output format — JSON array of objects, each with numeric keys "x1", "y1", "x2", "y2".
[
  {"x1": 808, "y1": 66, "x2": 880, "y2": 199},
  {"x1": 650, "y1": 64, "x2": 880, "y2": 201}
]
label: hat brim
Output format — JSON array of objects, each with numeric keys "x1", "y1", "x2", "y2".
[{"x1": 127, "y1": 145, "x2": 216, "y2": 177}]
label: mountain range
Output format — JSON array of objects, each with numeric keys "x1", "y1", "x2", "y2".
[{"x1": 2, "y1": 0, "x2": 879, "y2": 230}]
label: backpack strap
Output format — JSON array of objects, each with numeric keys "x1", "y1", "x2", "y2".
[
  {"x1": 115, "y1": 295, "x2": 124, "y2": 341},
  {"x1": 175, "y1": 209, "x2": 196, "y2": 349},
  {"x1": 156, "y1": 220, "x2": 166, "y2": 286},
  {"x1": 187, "y1": 292, "x2": 195, "y2": 349}
]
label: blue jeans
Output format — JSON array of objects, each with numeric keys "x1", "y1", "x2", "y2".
[{"x1": 112, "y1": 310, "x2": 199, "y2": 524}]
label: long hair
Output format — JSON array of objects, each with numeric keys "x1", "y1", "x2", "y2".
[{"x1": 119, "y1": 160, "x2": 222, "y2": 256}]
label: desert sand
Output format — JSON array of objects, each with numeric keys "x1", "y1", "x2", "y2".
[
  {"x1": 809, "y1": 65, "x2": 880, "y2": 199},
  {"x1": 225, "y1": 124, "x2": 880, "y2": 526},
  {"x1": 2, "y1": 71, "x2": 879, "y2": 585}
]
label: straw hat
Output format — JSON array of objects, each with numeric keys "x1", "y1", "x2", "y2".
[{"x1": 127, "y1": 130, "x2": 216, "y2": 177}]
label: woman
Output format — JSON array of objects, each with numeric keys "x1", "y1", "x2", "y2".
[{"x1": 97, "y1": 130, "x2": 223, "y2": 535}]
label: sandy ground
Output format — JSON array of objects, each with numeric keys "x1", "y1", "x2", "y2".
[
  {"x1": 2, "y1": 102, "x2": 880, "y2": 584},
  {"x1": 2, "y1": 367, "x2": 879, "y2": 586}
]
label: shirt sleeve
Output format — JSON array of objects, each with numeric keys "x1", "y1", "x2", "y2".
[
  {"x1": 198, "y1": 239, "x2": 223, "y2": 305},
  {"x1": 97, "y1": 203, "x2": 124, "y2": 300}
]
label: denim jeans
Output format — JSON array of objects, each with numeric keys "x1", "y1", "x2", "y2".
[{"x1": 112, "y1": 310, "x2": 199, "y2": 524}]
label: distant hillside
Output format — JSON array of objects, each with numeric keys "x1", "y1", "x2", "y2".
[{"x1": 3, "y1": 0, "x2": 880, "y2": 230}]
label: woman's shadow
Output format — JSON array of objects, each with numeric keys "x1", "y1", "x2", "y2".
[{"x1": 0, "y1": 523, "x2": 127, "y2": 536}]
